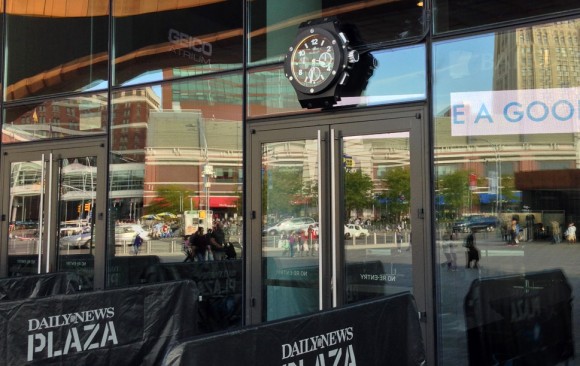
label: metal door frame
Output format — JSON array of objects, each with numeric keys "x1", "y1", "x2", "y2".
[
  {"x1": 245, "y1": 103, "x2": 434, "y2": 353},
  {"x1": 0, "y1": 137, "x2": 108, "y2": 289}
]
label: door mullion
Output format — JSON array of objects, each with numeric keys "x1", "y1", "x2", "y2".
[{"x1": 317, "y1": 129, "x2": 324, "y2": 310}]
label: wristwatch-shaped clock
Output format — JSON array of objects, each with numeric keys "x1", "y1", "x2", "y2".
[{"x1": 284, "y1": 17, "x2": 360, "y2": 109}]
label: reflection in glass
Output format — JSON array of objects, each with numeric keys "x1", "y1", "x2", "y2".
[
  {"x1": 247, "y1": 44, "x2": 427, "y2": 118},
  {"x1": 108, "y1": 75, "x2": 243, "y2": 296},
  {"x1": 113, "y1": 1, "x2": 243, "y2": 86},
  {"x1": 434, "y1": 0, "x2": 580, "y2": 34},
  {"x1": 261, "y1": 139, "x2": 320, "y2": 321},
  {"x1": 2, "y1": 95, "x2": 108, "y2": 143},
  {"x1": 8, "y1": 160, "x2": 43, "y2": 265},
  {"x1": 434, "y1": 20, "x2": 580, "y2": 364},
  {"x1": 247, "y1": 66, "x2": 302, "y2": 117},
  {"x1": 248, "y1": 0, "x2": 425, "y2": 65},
  {"x1": 7, "y1": 155, "x2": 97, "y2": 285},
  {"x1": 4, "y1": 0, "x2": 109, "y2": 101},
  {"x1": 342, "y1": 133, "x2": 412, "y2": 304},
  {"x1": 363, "y1": 45, "x2": 426, "y2": 105},
  {"x1": 57, "y1": 156, "x2": 97, "y2": 254}
]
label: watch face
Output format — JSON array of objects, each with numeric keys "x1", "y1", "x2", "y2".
[{"x1": 286, "y1": 28, "x2": 344, "y2": 94}]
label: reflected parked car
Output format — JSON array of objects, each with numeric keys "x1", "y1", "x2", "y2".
[
  {"x1": 115, "y1": 224, "x2": 149, "y2": 245},
  {"x1": 59, "y1": 229, "x2": 93, "y2": 249},
  {"x1": 344, "y1": 225, "x2": 355, "y2": 239},
  {"x1": 263, "y1": 217, "x2": 316, "y2": 236},
  {"x1": 452, "y1": 215, "x2": 500, "y2": 233},
  {"x1": 346, "y1": 224, "x2": 369, "y2": 238}
]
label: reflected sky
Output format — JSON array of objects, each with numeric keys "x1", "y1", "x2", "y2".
[{"x1": 433, "y1": 34, "x2": 495, "y2": 115}]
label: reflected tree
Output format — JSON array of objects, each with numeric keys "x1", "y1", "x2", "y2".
[
  {"x1": 344, "y1": 169, "x2": 374, "y2": 219},
  {"x1": 147, "y1": 185, "x2": 192, "y2": 214},
  {"x1": 380, "y1": 167, "x2": 411, "y2": 223},
  {"x1": 262, "y1": 167, "x2": 303, "y2": 219},
  {"x1": 438, "y1": 170, "x2": 470, "y2": 219}
]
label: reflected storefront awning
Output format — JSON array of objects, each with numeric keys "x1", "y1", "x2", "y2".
[{"x1": 193, "y1": 196, "x2": 238, "y2": 208}]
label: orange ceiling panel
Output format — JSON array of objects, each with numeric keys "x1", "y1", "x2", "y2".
[
  {"x1": 26, "y1": 0, "x2": 46, "y2": 15},
  {"x1": 156, "y1": 0, "x2": 180, "y2": 13},
  {"x1": 5, "y1": 0, "x2": 224, "y2": 17},
  {"x1": 65, "y1": 0, "x2": 89, "y2": 17}
]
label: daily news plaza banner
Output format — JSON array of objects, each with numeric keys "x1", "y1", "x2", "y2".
[
  {"x1": 465, "y1": 269, "x2": 573, "y2": 365},
  {"x1": 0, "y1": 280, "x2": 199, "y2": 365},
  {"x1": 163, "y1": 292, "x2": 425, "y2": 366}
]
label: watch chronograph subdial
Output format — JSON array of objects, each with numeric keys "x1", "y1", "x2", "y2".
[
  {"x1": 317, "y1": 52, "x2": 334, "y2": 68},
  {"x1": 307, "y1": 67, "x2": 322, "y2": 83}
]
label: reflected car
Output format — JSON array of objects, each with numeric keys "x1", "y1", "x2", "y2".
[
  {"x1": 59, "y1": 231, "x2": 93, "y2": 249},
  {"x1": 115, "y1": 224, "x2": 150, "y2": 245},
  {"x1": 346, "y1": 224, "x2": 369, "y2": 238},
  {"x1": 263, "y1": 217, "x2": 316, "y2": 236},
  {"x1": 344, "y1": 225, "x2": 355, "y2": 239},
  {"x1": 452, "y1": 215, "x2": 500, "y2": 233}
]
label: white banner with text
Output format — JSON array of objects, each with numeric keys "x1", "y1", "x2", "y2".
[{"x1": 451, "y1": 87, "x2": 580, "y2": 136}]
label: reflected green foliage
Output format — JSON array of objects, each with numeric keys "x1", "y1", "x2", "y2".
[
  {"x1": 344, "y1": 169, "x2": 374, "y2": 219},
  {"x1": 262, "y1": 168, "x2": 304, "y2": 218},
  {"x1": 499, "y1": 175, "x2": 520, "y2": 211},
  {"x1": 380, "y1": 167, "x2": 411, "y2": 223},
  {"x1": 438, "y1": 171, "x2": 470, "y2": 219},
  {"x1": 147, "y1": 185, "x2": 192, "y2": 214}
]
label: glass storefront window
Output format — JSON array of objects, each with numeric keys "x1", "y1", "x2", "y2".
[
  {"x1": 2, "y1": 94, "x2": 108, "y2": 143},
  {"x1": 247, "y1": 45, "x2": 426, "y2": 118},
  {"x1": 434, "y1": 0, "x2": 580, "y2": 34},
  {"x1": 363, "y1": 45, "x2": 426, "y2": 105},
  {"x1": 434, "y1": 19, "x2": 580, "y2": 364},
  {"x1": 248, "y1": 0, "x2": 425, "y2": 65},
  {"x1": 4, "y1": 0, "x2": 109, "y2": 101},
  {"x1": 112, "y1": 0, "x2": 243, "y2": 86},
  {"x1": 107, "y1": 74, "x2": 243, "y2": 331}
]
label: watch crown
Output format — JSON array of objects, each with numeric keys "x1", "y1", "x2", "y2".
[
  {"x1": 339, "y1": 72, "x2": 349, "y2": 86},
  {"x1": 348, "y1": 50, "x2": 360, "y2": 63}
]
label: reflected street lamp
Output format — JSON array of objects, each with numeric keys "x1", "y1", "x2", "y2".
[
  {"x1": 202, "y1": 164, "x2": 215, "y2": 230},
  {"x1": 473, "y1": 138, "x2": 501, "y2": 214}
]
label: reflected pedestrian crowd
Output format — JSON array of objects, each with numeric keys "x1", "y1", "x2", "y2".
[{"x1": 184, "y1": 221, "x2": 237, "y2": 262}]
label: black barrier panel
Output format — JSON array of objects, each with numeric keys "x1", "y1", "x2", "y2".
[
  {"x1": 106, "y1": 255, "x2": 161, "y2": 287},
  {"x1": 464, "y1": 269, "x2": 574, "y2": 366},
  {"x1": 7, "y1": 255, "x2": 162, "y2": 290},
  {"x1": 0, "y1": 280, "x2": 199, "y2": 365},
  {"x1": 163, "y1": 292, "x2": 426, "y2": 366},
  {"x1": 144, "y1": 260, "x2": 242, "y2": 333},
  {"x1": 0, "y1": 272, "x2": 81, "y2": 301}
]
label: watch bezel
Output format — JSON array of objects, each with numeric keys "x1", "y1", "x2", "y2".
[{"x1": 284, "y1": 26, "x2": 347, "y2": 95}]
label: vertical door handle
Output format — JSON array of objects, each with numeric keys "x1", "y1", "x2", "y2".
[
  {"x1": 330, "y1": 129, "x2": 338, "y2": 307},
  {"x1": 46, "y1": 153, "x2": 53, "y2": 273},
  {"x1": 37, "y1": 154, "x2": 46, "y2": 273}
]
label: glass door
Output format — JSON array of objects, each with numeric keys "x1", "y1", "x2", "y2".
[
  {"x1": 0, "y1": 139, "x2": 107, "y2": 289},
  {"x1": 247, "y1": 106, "x2": 432, "y2": 328}
]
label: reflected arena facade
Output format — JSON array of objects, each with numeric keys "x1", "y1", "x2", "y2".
[{"x1": 0, "y1": 1, "x2": 579, "y2": 365}]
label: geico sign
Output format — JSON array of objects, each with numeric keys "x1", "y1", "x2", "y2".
[{"x1": 169, "y1": 29, "x2": 212, "y2": 57}]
